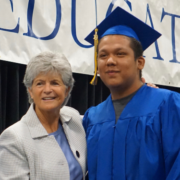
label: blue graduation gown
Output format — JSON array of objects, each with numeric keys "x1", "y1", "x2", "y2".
[{"x1": 83, "y1": 85, "x2": 180, "y2": 180}]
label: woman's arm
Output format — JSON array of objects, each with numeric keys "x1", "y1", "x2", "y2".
[{"x1": 0, "y1": 128, "x2": 30, "y2": 180}]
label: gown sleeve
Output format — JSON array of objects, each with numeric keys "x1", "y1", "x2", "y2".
[
  {"x1": 82, "y1": 108, "x2": 91, "y2": 133},
  {"x1": 0, "y1": 128, "x2": 30, "y2": 180},
  {"x1": 161, "y1": 92, "x2": 180, "y2": 179}
]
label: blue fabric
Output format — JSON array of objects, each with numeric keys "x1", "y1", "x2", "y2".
[
  {"x1": 83, "y1": 85, "x2": 180, "y2": 180},
  {"x1": 101, "y1": 25, "x2": 139, "y2": 41},
  {"x1": 49, "y1": 124, "x2": 83, "y2": 180}
]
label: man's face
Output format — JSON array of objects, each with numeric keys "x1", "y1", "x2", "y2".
[{"x1": 97, "y1": 35, "x2": 143, "y2": 91}]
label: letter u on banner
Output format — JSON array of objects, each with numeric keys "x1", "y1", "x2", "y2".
[
  {"x1": 23, "y1": 0, "x2": 61, "y2": 40},
  {"x1": 71, "y1": 0, "x2": 93, "y2": 48}
]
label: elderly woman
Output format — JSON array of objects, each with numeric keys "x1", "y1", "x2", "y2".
[{"x1": 0, "y1": 51, "x2": 86, "y2": 180}]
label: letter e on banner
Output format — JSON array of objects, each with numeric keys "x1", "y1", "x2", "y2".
[{"x1": 0, "y1": 0, "x2": 20, "y2": 33}]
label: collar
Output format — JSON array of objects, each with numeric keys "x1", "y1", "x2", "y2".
[
  {"x1": 60, "y1": 106, "x2": 72, "y2": 123},
  {"x1": 23, "y1": 104, "x2": 72, "y2": 139},
  {"x1": 24, "y1": 104, "x2": 48, "y2": 139}
]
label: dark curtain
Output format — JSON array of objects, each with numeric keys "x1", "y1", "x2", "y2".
[{"x1": 1, "y1": 60, "x2": 180, "y2": 134}]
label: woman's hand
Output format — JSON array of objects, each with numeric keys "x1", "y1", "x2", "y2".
[{"x1": 141, "y1": 77, "x2": 159, "y2": 88}]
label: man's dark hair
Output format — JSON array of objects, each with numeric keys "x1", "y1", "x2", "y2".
[
  {"x1": 128, "y1": 37, "x2": 143, "y2": 59},
  {"x1": 128, "y1": 37, "x2": 143, "y2": 79}
]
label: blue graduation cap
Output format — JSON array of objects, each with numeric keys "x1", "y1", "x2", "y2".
[{"x1": 85, "y1": 6, "x2": 161, "y2": 85}]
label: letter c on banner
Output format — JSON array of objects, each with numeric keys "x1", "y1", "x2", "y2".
[
  {"x1": 106, "y1": 0, "x2": 132, "y2": 17},
  {"x1": 23, "y1": 0, "x2": 61, "y2": 40}
]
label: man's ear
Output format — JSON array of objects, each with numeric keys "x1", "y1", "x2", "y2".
[
  {"x1": 28, "y1": 87, "x2": 33, "y2": 99},
  {"x1": 137, "y1": 56, "x2": 145, "y2": 70}
]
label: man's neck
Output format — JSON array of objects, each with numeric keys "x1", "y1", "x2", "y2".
[{"x1": 110, "y1": 81, "x2": 143, "y2": 100}]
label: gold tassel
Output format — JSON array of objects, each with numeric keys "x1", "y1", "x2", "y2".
[{"x1": 90, "y1": 28, "x2": 98, "y2": 85}]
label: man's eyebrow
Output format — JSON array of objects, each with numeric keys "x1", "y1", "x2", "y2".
[
  {"x1": 99, "y1": 47, "x2": 125, "y2": 52},
  {"x1": 114, "y1": 48, "x2": 124, "y2": 51},
  {"x1": 98, "y1": 49, "x2": 107, "y2": 53}
]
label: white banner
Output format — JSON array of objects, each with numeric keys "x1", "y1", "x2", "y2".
[{"x1": 0, "y1": 0, "x2": 179, "y2": 87}]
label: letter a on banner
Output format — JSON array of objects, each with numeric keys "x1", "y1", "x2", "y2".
[
  {"x1": 106, "y1": 0, "x2": 132, "y2": 17},
  {"x1": 145, "y1": 4, "x2": 163, "y2": 60},
  {"x1": 23, "y1": 0, "x2": 61, "y2": 40}
]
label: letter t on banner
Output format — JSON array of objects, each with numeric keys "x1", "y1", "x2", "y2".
[
  {"x1": 161, "y1": 8, "x2": 180, "y2": 63},
  {"x1": 145, "y1": 4, "x2": 163, "y2": 61}
]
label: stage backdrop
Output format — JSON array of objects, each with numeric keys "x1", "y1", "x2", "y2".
[{"x1": 0, "y1": 0, "x2": 179, "y2": 87}]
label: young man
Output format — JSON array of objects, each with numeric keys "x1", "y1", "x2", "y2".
[{"x1": 83, "y1": 7, "x2": 180, "y2": 180}]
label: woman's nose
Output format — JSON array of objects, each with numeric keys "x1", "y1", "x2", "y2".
[{"x1": 43, "y1": 83, "x2": 52, "y2": 93}]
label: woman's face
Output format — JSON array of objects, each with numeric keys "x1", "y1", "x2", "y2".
[{"x1": 28, "y1": 72, "x2": 69, "y2": 114}]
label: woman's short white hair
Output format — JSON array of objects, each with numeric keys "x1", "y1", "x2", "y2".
[{"x1": 23, "y1": 51, "x2": 74, "y2": 107}]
